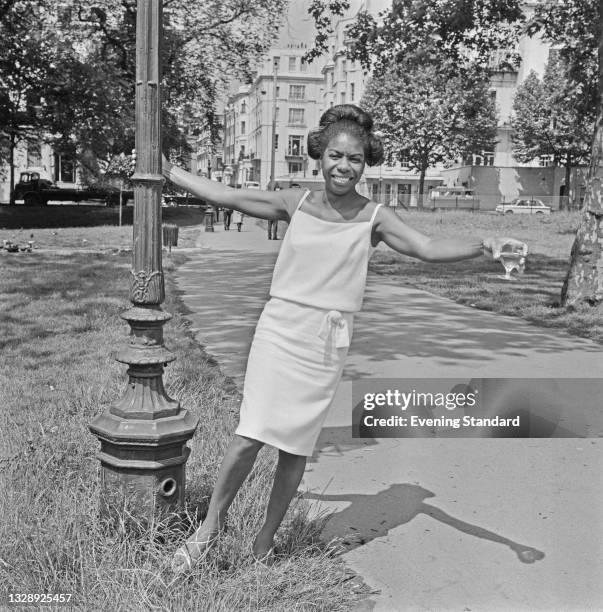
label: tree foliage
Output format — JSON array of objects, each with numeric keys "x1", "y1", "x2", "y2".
[
  {"x1": 511, "y1": 57, "x2": 593, "y2": 175},
  {"x1": 527, "y1": 0, "x2": 599, "y2": 120},
  {"x1": 362, "y1": 63, "x2": 498, "y2": 206},
  {"x1": 1, "y1": 0, "x2": 287, "y2": 184},
  {"x1": 306, "y1": 0, "x2": 525, "y2": 77},
  {"x1": 0, "y1": 1, "x2": 57, "y2": 199}
]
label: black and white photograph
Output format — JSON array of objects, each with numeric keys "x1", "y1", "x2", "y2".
[{"x1": 1, "y1": 0, "x2": 602, "y2": 610}]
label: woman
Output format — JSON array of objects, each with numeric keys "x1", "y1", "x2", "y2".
[{"x1": 162, "y1": 104, "x2": 525, "y2": 572}]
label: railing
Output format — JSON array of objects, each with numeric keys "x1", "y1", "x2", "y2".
[{"x1": 370, "y1": 194, "x2": 574, "y2": 211}]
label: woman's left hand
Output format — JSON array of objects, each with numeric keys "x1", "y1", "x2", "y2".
[{"x1": 483, "y1": 236, "x2": 528, "y2": 260}]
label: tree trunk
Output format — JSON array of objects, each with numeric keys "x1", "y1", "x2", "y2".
[
  {"x1": 563, "y1": 155, "x2": 571, "y2": 211},
  {"x1": 417, "y1": 166, "x2": 426, "y2": 210},
  {"x1": 560, "y1": 2, "x2": 603, "y2": 306},
  {"x1": 9, "y1": 132, "x2": 16, "y2": 206},
  {"x1": 560, "y1": 116, "x2": 603, "y2": 306}
]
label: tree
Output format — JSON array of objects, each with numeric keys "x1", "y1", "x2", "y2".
[
  {"x1": 55, "y1": 0, "x2": 287, "y2": 171},
  {"x1": 526, "y1": 0, "x2": 602, "y2": 307},
  {"x1": 511, "y1": 57, "x2": 594, "y2": 210},
  {"x1": 306, "y1": 0, "x2": 525, "y2": 78},
  {"x1": 1, "y1": 0, "x2": 288, "y2": 192},
  {"x1": 362, "y1": 63, "x2": 498, "y2": 208},
  {"x1": 0, "y1": 1, "x2": 56, "y2": 203},
  {"x1": 527, "y1": 0, "x2": 599, "y2": 127}
]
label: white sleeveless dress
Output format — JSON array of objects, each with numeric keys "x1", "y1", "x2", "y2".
[{"x1": 235, "y1": 191, "x2": 382, "y2": 456}]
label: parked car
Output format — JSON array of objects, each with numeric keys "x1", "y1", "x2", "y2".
[{"x1": 496, "y1": 198, "x2": 551, "y2": 215}]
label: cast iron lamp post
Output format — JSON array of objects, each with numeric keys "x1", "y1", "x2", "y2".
[{"x1": 89, "y1": 0, "x2": 198, "y2": 522}]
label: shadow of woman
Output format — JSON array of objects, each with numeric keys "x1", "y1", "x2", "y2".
[{"x1": 305, "y1": 483, "x2": 544, "y2": 564}]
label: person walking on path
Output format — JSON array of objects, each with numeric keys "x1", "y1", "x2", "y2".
[
  {"x1": 268, "y1": 184, "x2": 280, "y2": 239},
  {"x1": 223, "y1": 207, "x2": 232, "y2": 230},
  {"x1": 161, "y1": 104, "x2": 526, "y2": 573},
  {"x1": 234, "y1": 209, "x2": 244, "y2": 232}
]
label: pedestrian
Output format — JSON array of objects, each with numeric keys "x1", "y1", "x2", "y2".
[
  {"x1": 268, "y1": 184, "x2": 280, "y2": 239},
  {"x1": 161, "y1": 104, "x2": 526, "y2": 572},
  {"x1": 223, "y1": 207, "x2": 232, "y2": 230},
  {"x1": 234, "y1": 210, "x2": 244, "y2": 232}
]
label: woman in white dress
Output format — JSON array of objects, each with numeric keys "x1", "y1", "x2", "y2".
[{"x1": 162, "y1": 105, "x2": 525, "y2": 572}]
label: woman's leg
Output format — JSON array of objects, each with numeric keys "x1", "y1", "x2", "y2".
[
  {"x1": 253, "y1": 449, "x2": 307, "y2": 559},
  {"x1": 172, "y1": 434, "x2": 263, "y2": 571}
]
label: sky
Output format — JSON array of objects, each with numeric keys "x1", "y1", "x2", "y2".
[{"x1": 276, "y1": 0, "x2": 318, "y2": 46}]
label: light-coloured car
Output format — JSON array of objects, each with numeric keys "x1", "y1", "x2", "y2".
[{"x1": 496, "y1": 198, "x2": 551, "y2": 215}]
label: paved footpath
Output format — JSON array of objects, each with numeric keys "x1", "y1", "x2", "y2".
[{"x1": 175, "y1": 220, "x2": 603, "y2": 612}]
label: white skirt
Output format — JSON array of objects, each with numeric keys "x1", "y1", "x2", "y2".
[{"x1": 235, "y1": 297, "x2": 354, "y2": 456}]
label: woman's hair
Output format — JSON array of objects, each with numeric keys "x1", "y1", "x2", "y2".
[{"x1": 307, "y1": 104, "x2": 384, "y2": 166}]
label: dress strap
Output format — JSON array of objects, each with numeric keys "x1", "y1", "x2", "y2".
[
  {"x1": 369, "y1": 203, "x2": 383, "y2": 226},
  {"x1": 295, "y1": 189, "x2": 312, "y2": 212}
]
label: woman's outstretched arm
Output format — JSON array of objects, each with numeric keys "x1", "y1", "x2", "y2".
[
  {"x1": 373, "y1": 206, "x2": 527, "y2": 262},
  {"x1": 163, "y1": 156, "x2": 293, "y2": 221}
]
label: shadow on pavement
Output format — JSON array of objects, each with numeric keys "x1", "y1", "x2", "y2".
[{"x1": 305, "y1": 483, "x2": 545, "y2": 565}]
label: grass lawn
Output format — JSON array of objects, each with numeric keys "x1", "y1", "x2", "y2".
[
  {"x1": 0, "y1": 248, "x2": 360, "y2": 610},
  {"x1": 370, "y1": 209, "x2": 603, "y2": 343}
]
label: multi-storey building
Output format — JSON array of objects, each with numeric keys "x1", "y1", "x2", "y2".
[
  {"x1": 251, "y1": 45, "x2": 324, "y2": 189},
  {"x1": 222, "y1": 43, "x2": 325, "y2": 189},
  {"x1": 193, "y1": 109, "x2": 225, "y2": 182}
]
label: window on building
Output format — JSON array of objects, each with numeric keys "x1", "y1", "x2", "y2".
[
  {"x1": 288, "y1": 108, "x2": 305, "y2": 125},
  {"x1": 273, "y1": 56, "x2": 280, "y2": 71},
  {"x1": 539, "y1": 154, "x2": 554, "y2": 167},
  {"x1": 330, "y1": 72, "x2": 334, "y2": 88},
  {"x1": 241, "y1": 121, "x2": 246, "y2": 134},
  {"x1": 340, "y1": 92, "x2": 345, "y2": 104},
  {"x1": 397, "y1": 183, "x2": 411, "y2": 206},
  {"x1": 289, "y1": 56, "x2": 296, "y2": 71},
  {"x1": 276, "y1": 86, "x2": 280, "y2": 97},
  {"x1": 399, "y1": 154, "x2": 411, "y2": 168},
  {"x1": 385, "y1": 183, "x2": 392, "y2": 205},
  {"x1": 289, "y1": 85, "x2": 305, "y2": 100},
  {"x1": 300, "y1": 57, "x2": 308, "y2": 72},
  {"x1": 241, "y1": 101, "x2": 247, "y2": 113},
  {"x1": 288, "y1": 135, "x2": 304, "y2": 156},
  {"x1": 371, "y1": 183, "x2": 379, "y2": 200},
  {"x1": 289, "y1": 161, "x2": 303, "y2": 174},
  {"x1": 239, "y1": 145, "x2": 245, "y2": 159},
  {"x1": 54, "y1": 149, "x2": 75, "y2": 183},
  {"x1": 350, "y1": 83, "x2": 355, "y2": 101},
  {"x1": 341, "y1": 59, "x2": 347, "y2": 76}
]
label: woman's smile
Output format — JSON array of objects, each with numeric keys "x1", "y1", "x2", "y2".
[{"x1": 322, "y1": 132, "x2": 366, "y2": 196}]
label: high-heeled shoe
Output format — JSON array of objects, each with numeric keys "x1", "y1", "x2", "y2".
[
  {"x1": 251, "y1": 547, "x2": 277, "y2": 567},
  {"x1": 171, "y1": 525, "x2": 224, "y2": 574}
]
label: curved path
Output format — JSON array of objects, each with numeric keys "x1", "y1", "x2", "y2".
[{"x1": 174, "y1": 220, "x2": 603, "y2": 612}]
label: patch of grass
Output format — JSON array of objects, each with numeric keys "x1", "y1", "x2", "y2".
[
  {"x1": 371, "y1": 210, "x2": 603, "y2": 343},
  {"x1": 0, "y1": 250, "x2": 358, "y2": 611}
]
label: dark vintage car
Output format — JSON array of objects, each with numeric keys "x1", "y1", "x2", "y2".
[{"x1": 13, "y1": 170, "x2": 133, "y2": 206}]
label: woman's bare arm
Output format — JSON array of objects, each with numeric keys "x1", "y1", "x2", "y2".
[
  {"x1": 373, "y1": 206, "x2": 526, "y2": 262},
  {"x1": 163, "y1": 158, "x2": 294, "y2": 221}
]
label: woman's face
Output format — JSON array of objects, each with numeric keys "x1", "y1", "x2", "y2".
[{"x1": 321, "y1": 132, "x2": 366, "y2": 196}]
